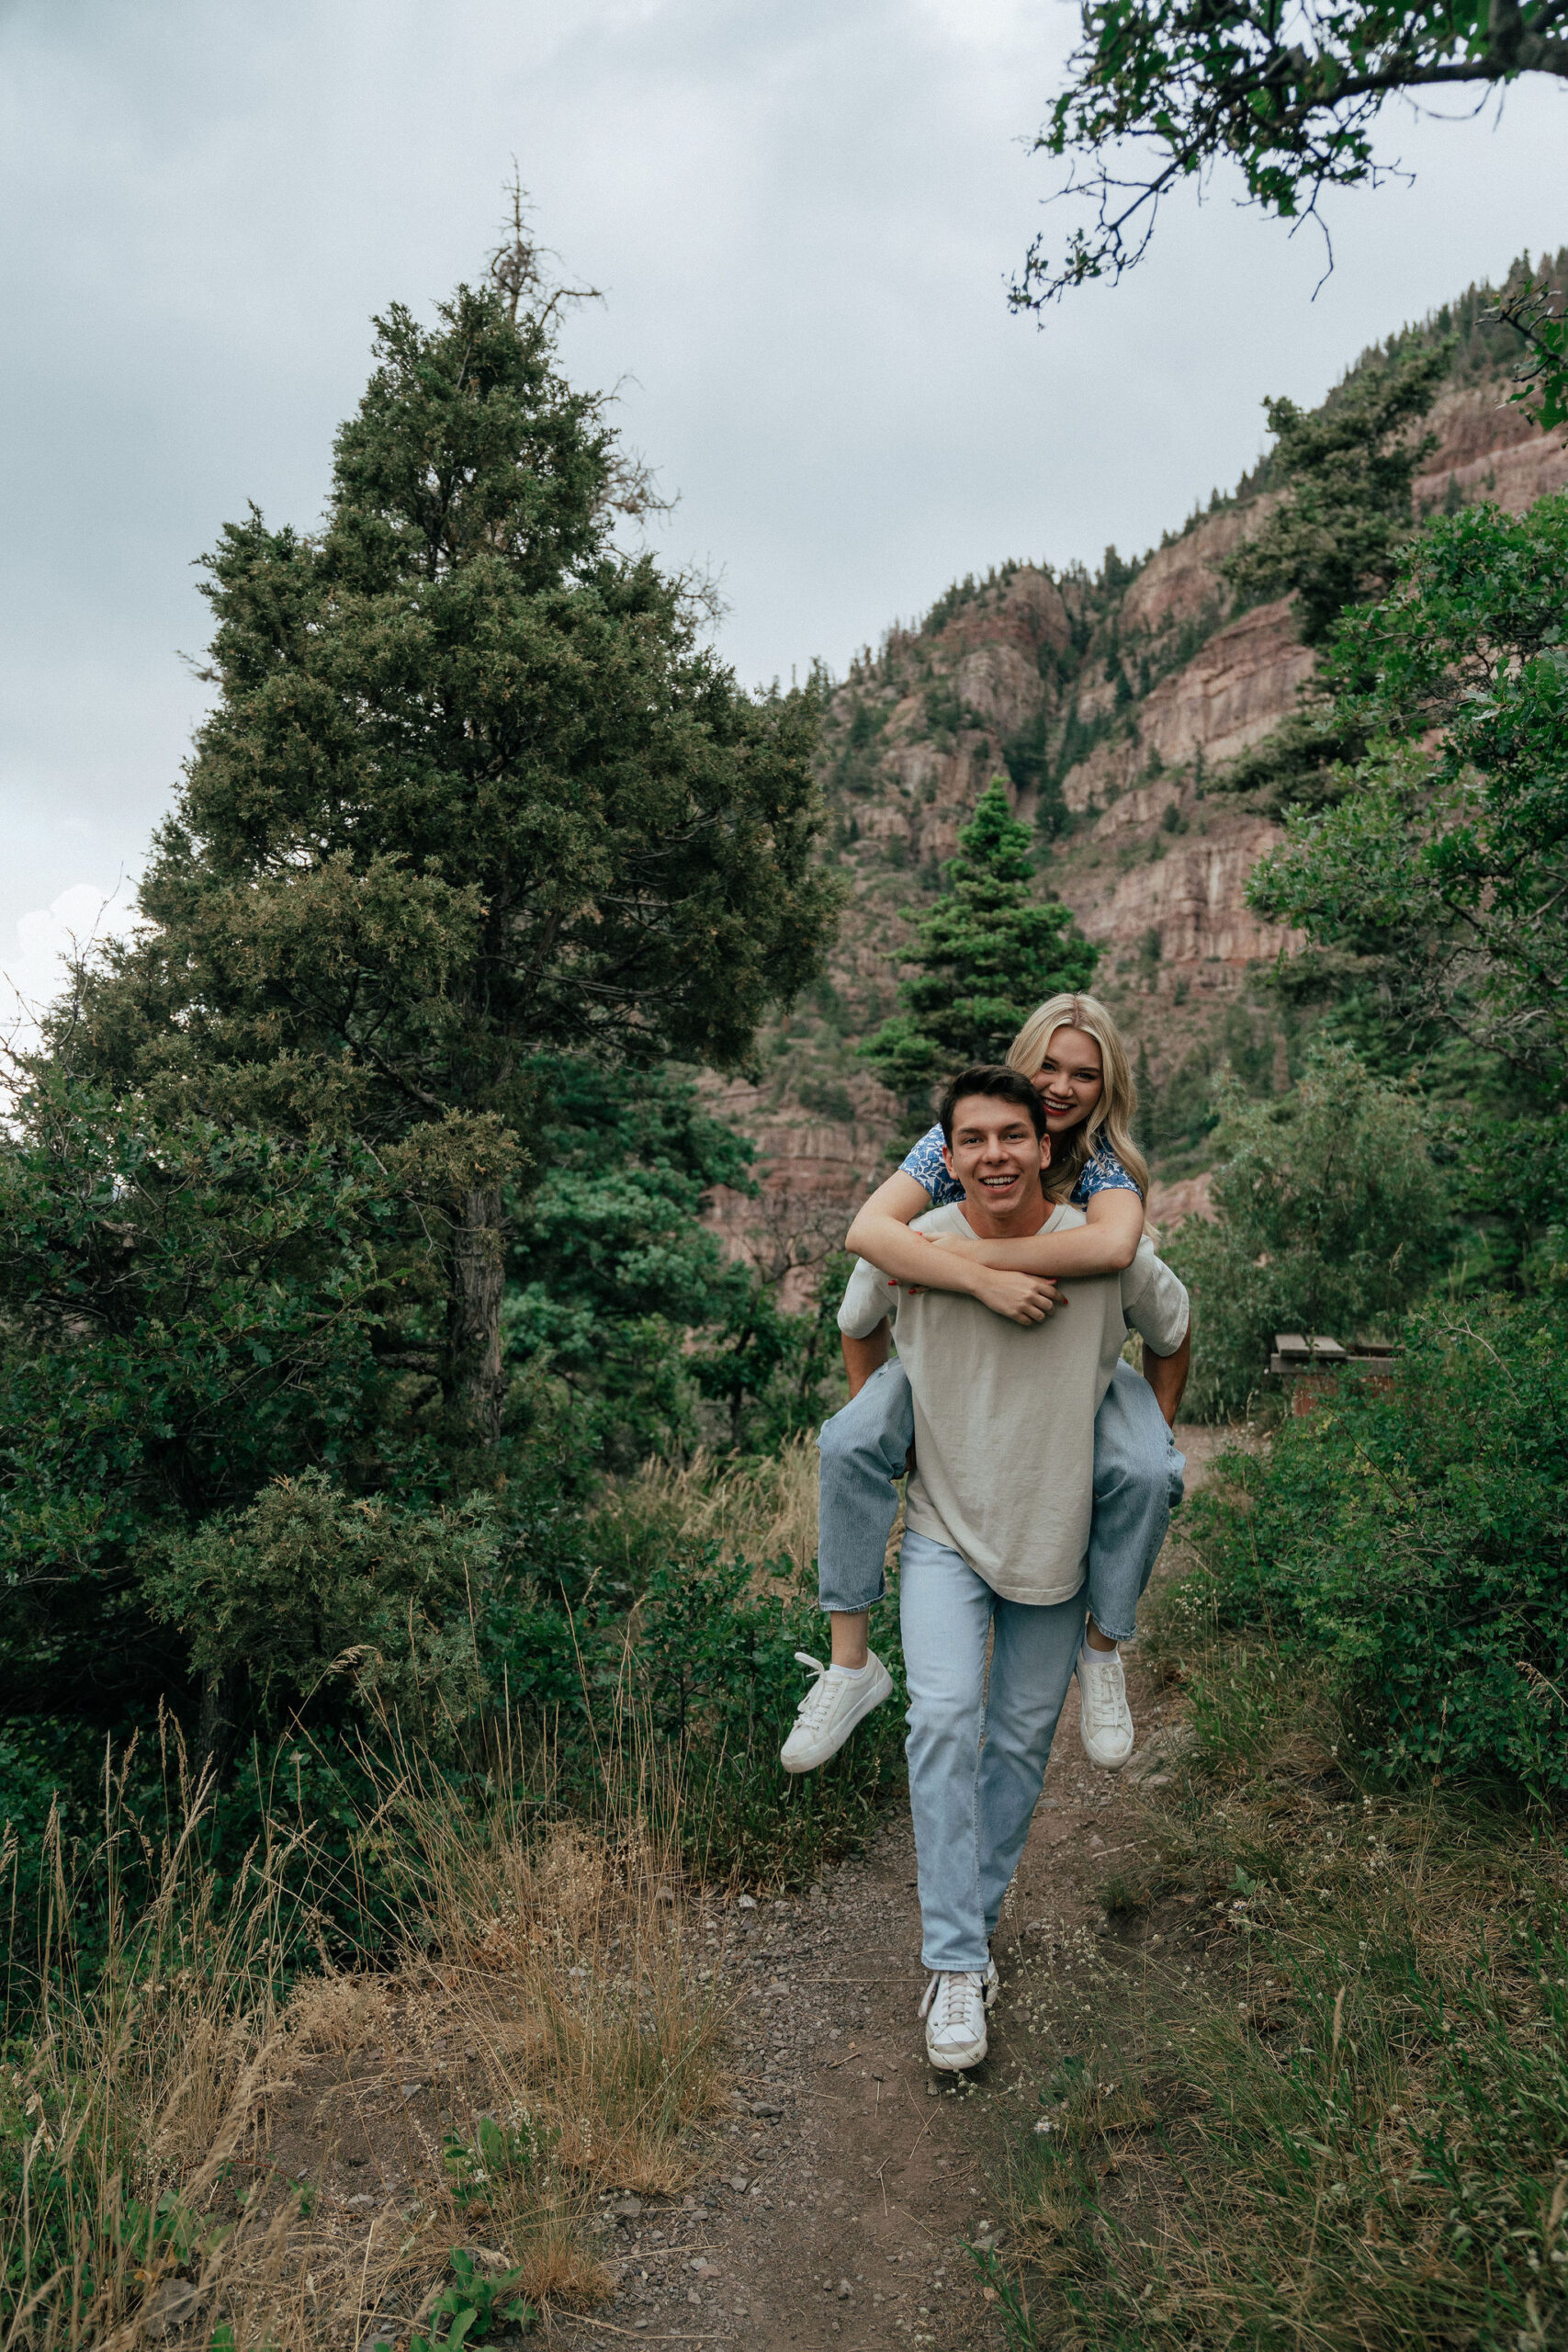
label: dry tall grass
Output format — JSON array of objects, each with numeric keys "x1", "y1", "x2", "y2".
[
  {"x1": 2, "y1": 1711, "x2": 732, "y2": 2352},
  {"x1": 604, "y1": 1428, "x2": 906, "y2": 1590},
  {"x1": 1, "y1": 1741, "x2": 316, "y2": 2352},
  {"x1": 378, "y1": 1716, "x2": 732, "y2": 2202},
  {"x1": 607, "y1": 1432, "x2": 820, "y2": 1576}
]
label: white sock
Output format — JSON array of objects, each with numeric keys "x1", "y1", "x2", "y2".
[
  {"x1": 1081, "y1": 1639, "x2": 1119, "y2": 1668},
  {"x1": 830, "y1": 1657, "x2": 873, "y2": 1679}
]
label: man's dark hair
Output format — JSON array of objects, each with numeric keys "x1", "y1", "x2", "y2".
[{"x1": 938, "y1": 1065, "x2": 1048, "y2": 1147}]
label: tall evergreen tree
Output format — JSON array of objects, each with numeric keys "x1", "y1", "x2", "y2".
[
  {"x1": 56, "y1": 250, "x2": 839, "y2": 1442},
  {"x1": 860, "y1": 778, "x2": 1098, "y2": 1116}
]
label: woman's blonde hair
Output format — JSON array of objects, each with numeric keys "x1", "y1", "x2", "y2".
[{"x1": 1006, "y1": 991, "x2": 1150, "y2": 1202}]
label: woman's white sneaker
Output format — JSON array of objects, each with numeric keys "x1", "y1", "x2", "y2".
[
  {"x1": 780, "y1": 1651, "x2": 894, "y2": 1773},
  {"x1": 1077, "y1": 1645, "x2": 1135, "y2": 1770},
  {"x1": 919, "y1": 1971, "x2": 989, "y2": 2071}
]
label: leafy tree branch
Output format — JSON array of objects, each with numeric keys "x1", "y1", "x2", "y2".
[{"x1": 1019, "y1": 0, "x2": 1568, "y2": 352}]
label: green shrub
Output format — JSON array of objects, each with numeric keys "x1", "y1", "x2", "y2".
[
  {"x1": 1167, "y1": 1043, "x2": 1448, "y2": 1419},
  {"x1": 143, "y1": 1471, "x2": 498, "y2": 1730},
  {"x1": 0, "y1": 1092, "x2": 411, "y2": 1733},
  {"x1": 487, "y1": 1539, "x2": 907, "y2": 1883},
  {"x1": 3, "y1": 1482, "x2": 904, "y2": 2021},
  {"x1": 1187, "y1": 1290, "x2": 1568, "y2": 1795}
]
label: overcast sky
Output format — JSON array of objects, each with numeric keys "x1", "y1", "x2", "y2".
[{"x1": 2, "y1": 0, "x2": 1563, "y2": 1031}]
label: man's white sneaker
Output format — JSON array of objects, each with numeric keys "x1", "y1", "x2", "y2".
[
  {"x1": 919, "y1": 1971, "x2": 988, "y2": 2071},
  {"x1": 779, "y1": 1651, "x2": 894, "y2": 1774},
  {"x1": 1077, "y1": 1645, "x2": 1135, "y2": 1770}
]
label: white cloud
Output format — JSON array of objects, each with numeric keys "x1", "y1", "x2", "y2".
[{"x1": 2, "y1": 881, "x2": 142, "y2": 1058}]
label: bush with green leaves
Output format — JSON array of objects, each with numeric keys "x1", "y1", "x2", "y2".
[
  {"x1": 0, "y1": 1085, "x2": 409, "y2": 1736},
  {"x1": 396, "y1": 2246, "x2": 536, "y2": 2352},
  {"x1": 487, "y1": 1540, "x2": 908, "y2": 1883},
  {"x1": 0, "y1": 1074, "x2": 874, "y2": 1974},
  {"x1": 142, "y1": 1472, "x2": 497, "y2": 1734},
  {"x1": 1185, "y1": 1285, "x2": 1568, "y2": 1797},
  {"x1": 1165, "y1": 1043, "x2": 1448, "y2": 1420}
]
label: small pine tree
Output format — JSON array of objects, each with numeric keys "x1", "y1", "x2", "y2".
[{"x1": 859, "y1": 779, "x2": 1099, "y2": 1116}]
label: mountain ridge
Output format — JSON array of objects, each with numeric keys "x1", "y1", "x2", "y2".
[{"x1": 705, "y1": 257, "x2": 1568, "y2": 1285}]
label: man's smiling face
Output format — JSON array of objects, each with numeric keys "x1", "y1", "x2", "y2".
[{"x1": 942, "y1": 1091, "x2": 1052, "y2": 1223}]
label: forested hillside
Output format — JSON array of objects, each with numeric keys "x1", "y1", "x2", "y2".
[{"x1": 711, "y1": 250, "x2": 1568, "y2": 1258}]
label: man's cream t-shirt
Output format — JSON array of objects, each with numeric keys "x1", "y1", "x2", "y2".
[{"x1": 837, "y1": 1201, "x2": 1190, "y2": 1606}]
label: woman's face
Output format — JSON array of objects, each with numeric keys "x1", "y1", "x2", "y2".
[{"x1": 1031, "y1": 1025, "x2": 1104, "y2": 1136}]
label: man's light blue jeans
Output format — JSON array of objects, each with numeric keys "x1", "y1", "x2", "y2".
[
  {"x1": 817, "y1": 1356, "x2": 1183, "y2": 1641},
  {"x1": 900, "y1": 1528, "x2": 1086, "y2": 1972}
]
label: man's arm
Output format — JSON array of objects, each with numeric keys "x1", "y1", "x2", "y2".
[
  {"x1": 1121, "y1": 1241, "x2": 1191, "y2": 1426},
  {"x1": 842, "y1": 1318, "x2": 891, "y2": 1399},
  {"x1": 1142, "y1": 1326, "x2": 1190, "y2": 1427}
]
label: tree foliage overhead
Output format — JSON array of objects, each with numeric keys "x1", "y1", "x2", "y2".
[
  {"x1": 859, "y1": 778, "x2": 1099, "y2": 1114},
  {"x1": 1021, "y1": 0, "x2": 1568, "y2": 342}
]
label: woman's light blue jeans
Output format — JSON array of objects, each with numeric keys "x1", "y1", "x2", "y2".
[
  {"x1": 817, "y1": 1356, "x2": 1183, "y2": 1644},
  {"x1": 900, "y1": 1529, "x2": 1086, "y2": 1971}
]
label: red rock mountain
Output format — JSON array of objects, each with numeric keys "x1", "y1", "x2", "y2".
[{"x1": 706, "y1": 266, "x2": 1568, "y2": 1282}]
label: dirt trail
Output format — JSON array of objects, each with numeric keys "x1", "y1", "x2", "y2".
[{"x1": 559, "y1": 1426, "x2": 1229, "y2": 2351}]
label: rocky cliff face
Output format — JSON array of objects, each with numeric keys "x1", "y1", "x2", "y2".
[{"x1": 712, "y1": 269, "x2": 1568, "y2": 1268}]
